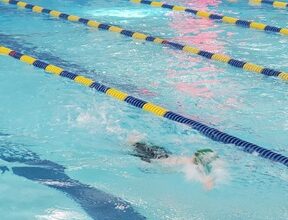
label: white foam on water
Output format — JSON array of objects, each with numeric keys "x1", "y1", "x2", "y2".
[
  {"x1": 75, "y1": 106, "x2": 123, "y2": 135},
  {"x1": 76, "y1": 112, "x2": 97, "y2": 126},
  {"x1": 36, "y1": 209, "x2": 86, "y2": 220},
  {"x1": 127, "y1": 131, "x2": 146, "y2": 145},
  {"x1": 161, "y1": 157, "x2": 229, "y2": 190},
  {"x1": 88, "y1": 9, "x2": 156, "y2": 18},
  {"x1": 210, "y1": 159, "x2": 230, "y2": 185}
]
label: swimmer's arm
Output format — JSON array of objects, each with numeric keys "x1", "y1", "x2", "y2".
[
  {"x1": 202, "y1": 176, "x2": 214, "y2": 190},
  {"x1": 160, "y1": 158, "x2": 215, "y2": 190},
  {"x1": 194, "y1": 165, "x2": 215, "y2": 190},
  {"x1": 158, "y1": 156, "x2": 194, "y2": 166}
]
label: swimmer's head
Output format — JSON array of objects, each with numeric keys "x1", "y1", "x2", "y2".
[{"x1": 194, "y1": 149, "x2": 219, "y2": 174}]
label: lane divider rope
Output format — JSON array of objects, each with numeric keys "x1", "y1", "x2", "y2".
[
  {"x1": 130, "y1": 0, "x2": 288, "y2": 36},
  {"x1": 250, "y1": 0, "x2": 288, "y2": 9},
  {"x1": 1, "y1": 45, "x2": 287, "y2": 167},
  {"x1": 2, "y1": 0, "x2": 288, "y2": 82}
]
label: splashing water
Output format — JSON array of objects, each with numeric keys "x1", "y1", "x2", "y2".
[{"x1": 182, "y1": 159, "x2": 229, "y2": 190}]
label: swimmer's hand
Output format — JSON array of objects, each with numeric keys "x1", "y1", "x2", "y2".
[
  {"x1": 0, "y1": 166, "x2": 9, "y2": 174},
  {"x1": 203, "y1": 176, "x2": 214, "y2": 191}
]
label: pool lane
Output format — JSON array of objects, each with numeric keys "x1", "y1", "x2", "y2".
[
  {"x1": 1, "y1": 45, "x2": 288, "y2": 168},
  {"x1": 2, "y1": 0, "x2": 288, "y2": 81}
]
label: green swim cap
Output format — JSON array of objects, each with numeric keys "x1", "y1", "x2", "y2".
[{"x1": 194, "y1": 149, "x2": 218, "y2": 174}]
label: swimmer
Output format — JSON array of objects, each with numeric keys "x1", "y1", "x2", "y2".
[{"x1": 131, "y1": 142, "x2": 220, "y2": 190}]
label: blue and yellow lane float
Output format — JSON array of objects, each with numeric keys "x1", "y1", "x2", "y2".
[
  {"x1": 1, "y1": 45, "x2": 288, "y2": 167},
  {"x1": 250, "y1": 0, "x2": 288, "y2": 9},
  {"x1": 131, "y1": 0, "x2": 288, "y2": 35},
  {"x1": 1, "y1": 0, "x2": 288, "y2": 82}
]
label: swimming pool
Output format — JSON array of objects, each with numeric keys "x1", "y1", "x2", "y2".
[{"x1": 1, "y1": 0, "x2": 288, "y2": 219}]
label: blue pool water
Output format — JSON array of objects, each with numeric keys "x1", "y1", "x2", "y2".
[{"x1": 1, "y1": 0, "x2": 288, "y2": 219}]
